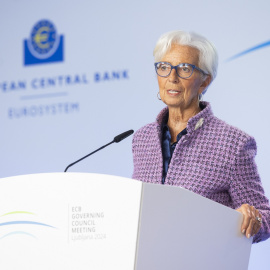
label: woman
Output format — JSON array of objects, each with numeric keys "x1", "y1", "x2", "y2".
[{"x1": 132, "y1": 30, "x2": 270, "y2": 243}]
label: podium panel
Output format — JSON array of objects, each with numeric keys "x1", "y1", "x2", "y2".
[
  {"x1": 0, "y1": 173, "x2": 252, "y2": 269},
  {"x1": 0, "y1": 173, "x2": 142, "y2": 270},
  {"x1": 135, "y1": 183, "x2": 252, "y2": 270}
]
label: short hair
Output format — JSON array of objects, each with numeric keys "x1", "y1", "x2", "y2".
[{"x1": 153, "y1": 30, "x2": 218, "y2": 92}]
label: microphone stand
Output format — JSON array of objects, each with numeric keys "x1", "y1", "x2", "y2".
[
  {"x1": 64, "y1": 141, "x2": 114, "y2": 172},
  {"x1": 64, "y1": 129, "x2": 134, "y2": 172}
]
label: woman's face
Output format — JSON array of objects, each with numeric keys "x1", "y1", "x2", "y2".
[{"x1": 157, "y1": 44, "x2": 210, "y2": 111}]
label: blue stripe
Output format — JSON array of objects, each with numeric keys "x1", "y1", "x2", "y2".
[
  {"x1": 20, "y1": 92, "x2": 68, "y2": 100},
  {"x1": 0, "y1": 221, "x2": 55, "y2": 228},
  {"x1": 0, "y1": 231, "x2": 37, "y2": 240},
  {"x1": 227, "y1": 40, "x2": 270, "y2": 61}
]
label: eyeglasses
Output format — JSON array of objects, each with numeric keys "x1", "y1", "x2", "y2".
[{"x1": 154, "y1": 62, "x2": 208, "y2": 78}]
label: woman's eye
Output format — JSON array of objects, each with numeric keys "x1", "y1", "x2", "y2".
[
  {"x1": 159, "y1": 65, "x2": 169, "y2": 71},
  {"x1": 181, "y1": 66, "x2": 191, "y2": 73}
]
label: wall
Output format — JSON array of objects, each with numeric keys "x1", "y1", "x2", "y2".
[{"x1": 1, "y1": 0, "x2": 269, "y2": 268}]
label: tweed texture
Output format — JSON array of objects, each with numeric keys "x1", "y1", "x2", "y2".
[{"x1": 132, "y1": 101, "x2": 270, "y2": 243}]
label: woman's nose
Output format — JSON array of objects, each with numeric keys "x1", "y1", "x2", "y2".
[{"x1": 168, "y1": 68, "x2": 179, "y2": 83}]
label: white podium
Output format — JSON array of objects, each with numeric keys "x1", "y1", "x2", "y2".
[{"x1": 0, "y1": 173, "x2": 252, "y2": 270}]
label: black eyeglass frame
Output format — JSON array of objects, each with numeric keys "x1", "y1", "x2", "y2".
[{"x1": 154, "y1": 61, "x2": 208, "y2": 79}]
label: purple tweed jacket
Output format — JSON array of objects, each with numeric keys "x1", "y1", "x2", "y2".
[{"x1": 132, "y1": 101, "x2": 270, "y2": 243}]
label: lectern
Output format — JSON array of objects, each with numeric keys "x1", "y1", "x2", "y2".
[{"x1": 0, "y1": 173, "x2": 252, "y2": 269}]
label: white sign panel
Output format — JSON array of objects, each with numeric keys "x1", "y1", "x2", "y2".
[{"x1": 0, "y1": 173, "x2": 142, "y2": 270}]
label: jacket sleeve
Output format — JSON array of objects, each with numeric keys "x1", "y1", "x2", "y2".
[
  {"x1": 229, "y1": 136, "x2": 270, "y2": 243},
  {"x1": 132, "y1": 132, "x2": 139, "y2": 180}
]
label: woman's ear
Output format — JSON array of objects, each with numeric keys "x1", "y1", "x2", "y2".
[{"x1": 199, "y1": 75, "x2": 212, "y2": 94}]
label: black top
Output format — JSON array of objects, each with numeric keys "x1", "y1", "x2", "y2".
[{"x1": 161, "y1": 125, "x2": 187, "y2": 184}]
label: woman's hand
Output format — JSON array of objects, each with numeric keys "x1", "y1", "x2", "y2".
[{"x1": 236, "y1": 204, "x2": 262, "y2": 238}]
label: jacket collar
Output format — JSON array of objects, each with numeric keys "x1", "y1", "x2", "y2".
[{"x1": 156, "y1": 101, "x2": 213, "y2": 134}]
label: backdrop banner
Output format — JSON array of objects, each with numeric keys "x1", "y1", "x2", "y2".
[{"x1": 1, "y1": 1, "x2": 270, "y2": 269}]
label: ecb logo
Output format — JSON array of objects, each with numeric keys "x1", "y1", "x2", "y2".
[{"x1": 24, "y1": 19, "x2": 64, "y2": 66}]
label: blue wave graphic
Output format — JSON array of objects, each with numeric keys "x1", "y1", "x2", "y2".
[
  {"x1": 0, "y1": 231, "x2": 37, "y2": 240},
  {"x1": 0, "y1": 221, "x2": 56, "y2": 228},
  {"x1": 227, "y1": 40, "x2": 270, "y2": 61}
]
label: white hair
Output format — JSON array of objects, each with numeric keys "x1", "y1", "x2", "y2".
[{"x1": 153, "y1": 30, "x2": 218, "y2": 92}]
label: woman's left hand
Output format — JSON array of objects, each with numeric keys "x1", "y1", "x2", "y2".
[{"x1": 236, "y1": 204, "x2": 262, "y2": 238}]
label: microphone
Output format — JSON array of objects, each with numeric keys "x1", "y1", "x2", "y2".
[
  {"x1": 64, "y1": 129, "x2": 134, "y2": 172},
  {"x1": 113, "y1": 129, "x2": 134, "y2": 143}
]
